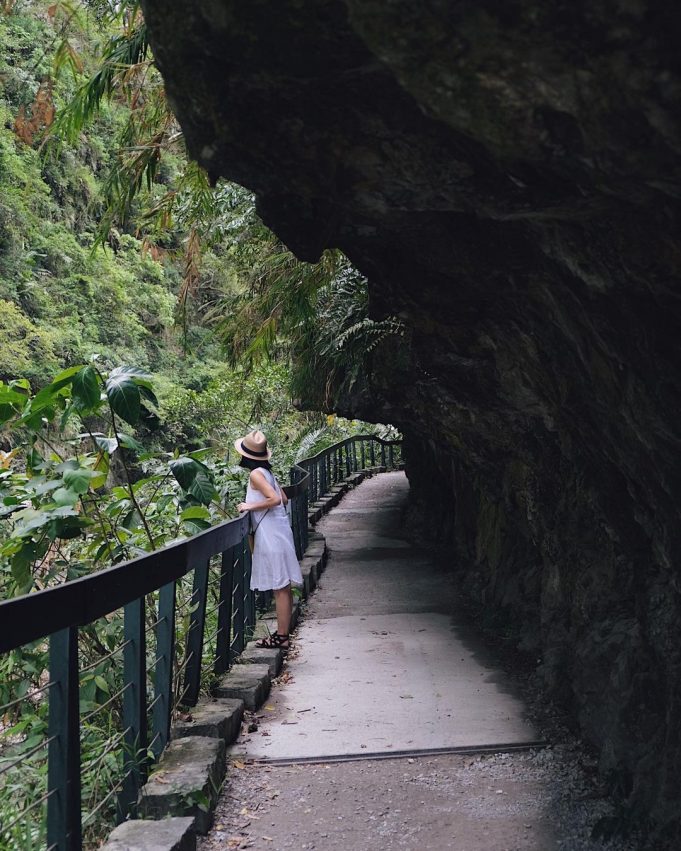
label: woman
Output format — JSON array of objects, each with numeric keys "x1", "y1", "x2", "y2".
[{"x1": 235, "y1": 429, "x2": 303, "y2": 649}]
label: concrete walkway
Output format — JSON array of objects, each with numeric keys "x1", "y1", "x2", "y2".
[
  {"x1": 200, "y1": 473, "x2": 637, "y2": 851},
  {"x1": 232, "y1": 472, "x2": 538, "y2": 762}
]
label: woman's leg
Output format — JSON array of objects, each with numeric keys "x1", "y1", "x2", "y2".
[{"x1": 274, "y1": 584, "x2": 292, "y2": 638}]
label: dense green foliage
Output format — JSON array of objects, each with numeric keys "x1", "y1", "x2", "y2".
[{"x1": 0, "y1": 4, "x2": 399, "y2": 847}]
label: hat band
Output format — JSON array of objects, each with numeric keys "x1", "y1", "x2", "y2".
[{"x1": 242, "y1": 441, "x2": 268, "y2": 457}]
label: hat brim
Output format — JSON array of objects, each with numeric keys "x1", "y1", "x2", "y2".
[{"x1": 234, "y1": 437, "x2": 272, "y2": 461}]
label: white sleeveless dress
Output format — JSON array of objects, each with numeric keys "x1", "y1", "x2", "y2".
[{"x1": 247, "y1": 469, "x2": 303, "y2": 591}]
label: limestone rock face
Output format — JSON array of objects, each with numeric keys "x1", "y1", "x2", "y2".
[{"x1": 140, "y1": 1, "x2": 681, "y2": 842}]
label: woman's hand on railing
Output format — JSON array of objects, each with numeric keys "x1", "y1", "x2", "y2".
[{"x1": 236, "y1": 502, "x2": 250, "y2": 513}]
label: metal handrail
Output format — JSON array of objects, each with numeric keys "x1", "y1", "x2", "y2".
[
  {"x1": 0, "y1": 463, "x2": 314, "y2": 655},
  {"x1": 0, "y1": 435, "x2": 402, "y2": 851}
]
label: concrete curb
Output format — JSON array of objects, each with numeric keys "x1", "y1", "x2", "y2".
[
  {"x1": 171, "y1": 698, "x2": 244, "y2": 743},
  {"x1": 99, "y1": 817, "x2": 196, "y2": 851},
  {"x1": 213, "y1": 663, "x2": 271, "y2": 710},
  {"x1": 238, "y1": 642, "x2": 285, "y2": 678},
  {"x1": 138, "y1": 737, "x2": 226, "y2": 834}
]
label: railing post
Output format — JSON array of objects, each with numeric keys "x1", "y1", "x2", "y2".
[
  {"x1": 244, "y1": 544, "x2": 256, "y2": 639},
  {"x1": 289, "y1": 467, "x2": 302, "y2": 558},
  {"x1": 215, "y1": 547, "x2": 234, "y2": 674},
  {"x1": 389, "y1": 443, "x2": 394, "y2": 468},
  {"x1": 231, "y1": 544, "x2": 246, "y2": 657},
  {"x1": 370, "y1": 439, "x2": 376, "y2": 466},
  {"x1": 152, "y1": 581, "x2": 176, "y2": 761},
  {"x1": 360, "y1": 439, "x2": 366, "y2": 470},
  {"x1": 302, "y1": 483, "x2": 309, "y2": 551},
  {"x1": 381, "y1": 442, "x2": 386, "y2": 467},
  {"x1": 47, "y1": 627, "x2": 82, "y2": 851},
  {"x1": 121, "y1": 597, "x2": 148, "y2": 818},
  {"x1": 182, "y1": 560, "x2": 210, "y2": 708}
]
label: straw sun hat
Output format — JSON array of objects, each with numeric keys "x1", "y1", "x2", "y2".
[{"x1": 234, "y1": 429, "x2": 272, "y2": 461}]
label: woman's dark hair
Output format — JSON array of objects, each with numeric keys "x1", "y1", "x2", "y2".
[{"x1": 239, "y1": 456, "x2": 272, "y2": 471}]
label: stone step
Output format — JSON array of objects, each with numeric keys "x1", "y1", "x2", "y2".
[
  {"x1": 300, "y1": 561, "x2": 317, "y2": 598},
  {"x1": 100, "y1": 817, "x2": 196, "y2": 851},
  {"x1": 171, "y1": 698, "x2": 244, "y2": 744},
  {"x1": 238, "y1": 642, "x2": 284, "y2": 678},
  {"x1": 213, "y1": 663, "x2": 271, "y2": 710},
  {"x1": 304, "y1": 540, "x2": 326, "y2": 561},
  {"x1": 138, "y1": 737, "x2": 225, "y2": 834}
]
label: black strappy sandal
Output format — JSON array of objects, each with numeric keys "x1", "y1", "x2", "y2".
[{"x1": 255, "y1": 631, "x2": 290, "y2": 650}]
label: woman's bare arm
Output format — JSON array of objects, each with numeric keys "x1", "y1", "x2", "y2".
[{"x1": 237, "y1": 469, "x2": 282, "y2": 513}]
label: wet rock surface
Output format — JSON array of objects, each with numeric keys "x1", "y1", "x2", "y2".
[{"x1": 140, "y1": 1, "x2": 681, "y2": 842}]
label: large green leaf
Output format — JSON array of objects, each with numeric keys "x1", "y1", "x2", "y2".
[
  {"x1": 0, "y1": 384, "x2": 28, "y2": 405},
  {"x1": 23, "y1": 364, "x2": 87, "y2": 425},
  {"x1": 180, "y1": 505, "x2": 211, "y2": 522},
  {"x1": 139, "y1": 384, "x2": 159, "y2": 407},
  {"x1": 108, "y1": 366, "x2": 153, "y2": 390},
  {"x1": 105, "y1": 374, "x2": 140, "y2": 425},
  {"x1": 71, "y1": 366, "x2": 101, "y2": 411},
  {"x1": 93, "y1": 435, "x2": 119, "y2": 454},
  {"x1": 169, "y1": 456, "x2": 203, "y2": 490},
  {"x1": 11, "y1": 506, "x2": 78, "y2": 538},
  {"x1": 10, "y1": 556, "x2": 32, "y2": 592},
  {"x1": 50, "y1": 364, "x2": 88, "y2": 390},
  {"x1": 52, "y1": 487, "x2": 80, "y2": 506},
  {"x1": 46, "y1": 515, "x2": 92, "y2": 540},
  {"x1": 118, "y1": 433, "x2": 145, "y2": 454},
  {"x1": 169, "y1": 457, "x2": 217, "y2": 506},
  {"x1": 188, "y1": 471, "x2": 217, "y2": 506},
  {"x1": 63, "y1": 467, "x2": 100, "y2": 495},
  {"x1": 90, "y1": 452, "x2": 110, "y2": 489}
]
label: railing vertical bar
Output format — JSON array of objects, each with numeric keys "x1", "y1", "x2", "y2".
[
  {"x1": 296, "y1": 489, "x2": 303, "y2": 557},
  {"x1": 360, "y1": 439, "x2": 366, "y2": 470},
  {"x1": 303, "y1": 479, "x2": 309, "y2": 550},
  {"x1": 370, "y1": 439, "x2": 376, "y2": 466},
  {"x1": 47, "y1": 627, "x2": 81, "y2": 851},
  {"x1": 151, "y1": 580, "x2": 176, "y2": 761},
  {"x1": 182, "y1": 559, "x2": 210, "y2": 707},
  {"x1": 381, "y1": 441, "x2": 387, "y2": 467},
  {"x1": 215, "y1": 547, "x2": 235, "y2": 674},
  {"x1": 389, "y1": 443, "x2": 394, "y2": 468},
  {"x1": 231, "y1": 545, "x2": 245, "y2": 657},
  {"x1": 121, "y1": 596, "x2": 147, "y2": 819},
  {"x1": 243, "y1": 543, "x2": 255, "y2": 639}
]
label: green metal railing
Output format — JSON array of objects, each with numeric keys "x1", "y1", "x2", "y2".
[
  {"x1": 0, "y1": 435, "x2": 401, "y2": 851},
  {"x1": 299, "y1": 434, "x2": 402, "y2": 505}
]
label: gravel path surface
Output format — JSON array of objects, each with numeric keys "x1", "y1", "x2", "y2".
[{"x1": 200, "y1": 727, "x2": 639, "y2": 850}]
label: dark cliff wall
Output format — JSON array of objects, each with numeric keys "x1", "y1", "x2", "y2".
[{"x1": 140, "y1": 1, "x2": 681, "y2": 841}]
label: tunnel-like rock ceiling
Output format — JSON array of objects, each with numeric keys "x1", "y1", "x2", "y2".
[{"x1": 140, "y1": 1, "x2": 681, "y2": 842}]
